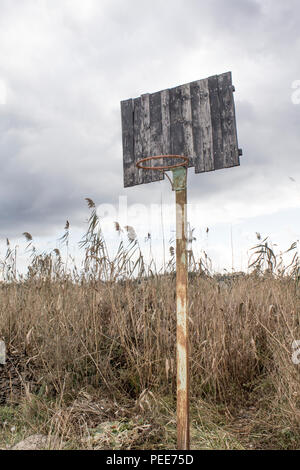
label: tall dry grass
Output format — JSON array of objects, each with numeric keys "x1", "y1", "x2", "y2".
[{"x1": 0, "y1": 199, "x2": 299, "y2": 449}]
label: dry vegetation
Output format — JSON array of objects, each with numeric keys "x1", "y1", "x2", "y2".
[{"x1": 0, "y1": 199, "x2": 299, "y2": 450}]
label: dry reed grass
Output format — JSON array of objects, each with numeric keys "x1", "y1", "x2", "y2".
[{"x1": 0, "y1": 200, "x2": 299, "y2": 449}]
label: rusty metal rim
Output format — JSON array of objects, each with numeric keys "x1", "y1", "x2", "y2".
[{"x1": 136, "y1": 155, "x2": 189, "y2": 171}]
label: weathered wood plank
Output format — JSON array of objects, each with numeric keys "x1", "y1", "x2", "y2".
[
  {"x1": 208, "y1": 75, "x2": 224, "y2": 171},
  {"x1": 161, "y1": 89, "x2": 171, "y2": 155},
  {"x1": 149, "y1": 91, "x2": 164, "y2": 182},
  {"x1": 181, "y1": 84, "x2": 194, "y2": 166},
  {"x1": 199, "y1": 78, "x2": 214, "y2": 172},
  {"x1": 121, "y1": 98, "x2": 135, "y2": 188},
  {"x1": 133, "y1": 97, "x2": 144, "y2": 185},
  {"x1": 217, "y1": 72, "x2": 240, "y2": 168},
  {"x1": 190, "y1": 80, "x2": 204, "y2": 172},
  {"x1": 140, "y1": 93, "x2": 152, "y2": 183},
  {"x1": 169, "y1": 85, "x2": 184, "y2": 168},
  {"x1": 192, "y1": 78, "x2": 214, "y2": 173}
]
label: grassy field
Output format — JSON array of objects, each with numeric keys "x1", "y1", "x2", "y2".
[{"x1": 0, "y1": 200, "x2": 299, "y2": 450}]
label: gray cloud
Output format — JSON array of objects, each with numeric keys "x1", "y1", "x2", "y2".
[{"x1": 0, "y1": 0, "x2": 299, "y2": 242}]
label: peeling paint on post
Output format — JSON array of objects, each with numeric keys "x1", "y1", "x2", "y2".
[{"x1": 172, "y1": 166, "x2": 189, "y2": 450}]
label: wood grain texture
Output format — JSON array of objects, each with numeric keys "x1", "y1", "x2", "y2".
[
  {"x1": 133, "y1": 97, "x2": 144, "y2": 185},
  {"x1": 200, "y1": 78, "x2": 214, "y2": 172},
  {"x1": 149, "y1": 91, "x2": 164, "y2": 182},
  {"x1": 208, "y1": 75, "x2": 224, "y2": 171},
  {"x1": 217, "y1": 72, "x2": 239, "y2": 168},
  {"x1": 140, "y1": 93, "x2": 152, "y2": 184},
  {"x1": 161, "y1": 89, "x2": 171, "y2": 155},
  {"x1": 190, "y1": 80, "x2": 204, "y2": 172},
  {"x1": 169, "y1": 85, "x2": 184, "y2": 158},
  {"x1": 121, "y1": 99, "x2": 135, "y2": 188},
  {"x1": 121, "y1": 71, "x2": 241, "y2": 187},
  {"x1": 191, "y1": 79, "x2": 214, "y2": 173},
  {"x1": 181, "y1": 83, "x2": 194, "y2": 166}
]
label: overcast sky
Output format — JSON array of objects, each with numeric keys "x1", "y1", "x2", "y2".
[{"x1": 0, "y1": 0, "x2": 300, "y2": 272}]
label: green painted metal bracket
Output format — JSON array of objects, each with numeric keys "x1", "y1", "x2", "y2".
[{"x1": 171, "y1": 166, "x2": 187, "y2": 192}]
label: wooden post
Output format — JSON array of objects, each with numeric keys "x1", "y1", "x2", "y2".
[{"x1": 172, "y1": 166, "x2": 189, "y2": 450}]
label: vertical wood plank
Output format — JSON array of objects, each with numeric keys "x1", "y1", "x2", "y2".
[
  {"x1": 199, "y1": 78, "x2": 214, "y2": 172},
  {"x1": 190, "y1": 80, "x2": 204, "y2": 172},
  {"x1": 181, "y1": 84, "x2": 194, "y2": 166},
  {"x1": 161, "y1": 89, "x2": 171, "y2": 155},
  {"x1": 217, "y1": 72, "x2": 240, "y2": 168},
  {"x1": 191, "y1": 79, "x2": 214, "y2": 173},
  {"x1": 150, "y1": 91, "x2": 164, "y2": 182},
  {"x1": 140, "y1": 93, "x2": 152, "y2": 184},
  {"x1": 169, "y1": 85, "x2": 184, "y2": 167},
  {"x1": 121, "y1": 98, "x2": 135, "y2": 188},
  {"x1": 208, "y1": 75, "x2": 224, "y2": 171},
  {"x1": 133, "y1": 97, "x2": 144, "y2": 185}
]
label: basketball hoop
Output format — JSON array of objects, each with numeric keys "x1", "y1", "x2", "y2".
[
  {"x1": 136, "y1": 155, "x2": 189, "y2": 171},
  {"x1": 121, "y1": 71, "x2": 242, "y2": 452}
]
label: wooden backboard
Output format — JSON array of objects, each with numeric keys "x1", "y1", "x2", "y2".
[{"x1": 121, "y1": 71, "x2": 242, "y2": 188}]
